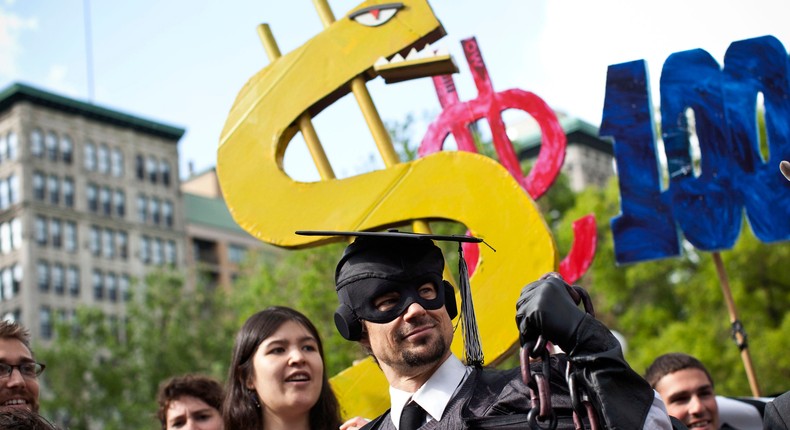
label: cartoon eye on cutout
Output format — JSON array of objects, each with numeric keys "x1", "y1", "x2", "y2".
[{"x1": 349, "y1": 3, "x2": 404, "y2": 27}]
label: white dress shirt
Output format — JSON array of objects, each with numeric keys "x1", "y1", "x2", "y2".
[{"x1": 389, "y1": 355, "x2": 469, "y2": 429}]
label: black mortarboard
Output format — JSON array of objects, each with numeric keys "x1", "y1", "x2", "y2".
[{"x1": 296, "y1": 230, "x2": 486, "y2": 367}]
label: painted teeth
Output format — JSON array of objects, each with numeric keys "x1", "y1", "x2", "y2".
[{"x1": 375, "y1": 43, "x2": 445, "y2": 66}]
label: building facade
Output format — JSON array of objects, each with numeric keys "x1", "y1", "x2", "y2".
[
  {"x1": 181, "y1": 168, "x2": 274, "y2": 291},
  {"x1": 510, "y1": 114, "x2": 615, "y2": 192},
  {"x1": 0, "y1": 83, "x2": 186, "y2": 341}
]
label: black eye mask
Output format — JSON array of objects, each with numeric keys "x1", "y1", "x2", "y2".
[{"x1": 343, "y1": 275, "x2": 445, "y2": 323}]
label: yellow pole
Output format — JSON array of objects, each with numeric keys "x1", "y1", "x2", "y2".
[
  {"x1": 310, "y1": 0, "x2": 453, "y2": 283},
  {"x1": 311, "y1": 0, "x2": 400, "y2": 166},
  {"x1": 712, "y1": 251, "x2": 761, "y2": 397},
  {"x1": 257, "y1": 24, "x2": 336, "y2": 181}
]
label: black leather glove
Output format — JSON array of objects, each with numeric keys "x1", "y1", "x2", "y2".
[
  {"x1": 515, "y1": 273, "x2": 586, "y2": 352},
  {"x1": 516, "y1": 273, "x2": 656, "y2": 428}
]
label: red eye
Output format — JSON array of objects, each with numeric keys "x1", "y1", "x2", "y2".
[{"x1": 349, "y1": 3, "x2": 404, "y2": 27}]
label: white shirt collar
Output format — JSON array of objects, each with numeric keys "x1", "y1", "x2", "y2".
[{"x1": 389, "y1": 355, "x2": 470, "y2": 429}]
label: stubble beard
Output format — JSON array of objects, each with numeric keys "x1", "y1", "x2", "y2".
[{"x1": 386, "y1": 315, "x2": 449, "y2": 370}]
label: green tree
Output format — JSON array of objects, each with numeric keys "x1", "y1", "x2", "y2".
[
  {"x1": 555, "y1": 179, "x2": 790, "y2": 396},
  {"x1": 228, "y1": 244, "x2": 365, "y2": 376},
  {"x1": 38, "y1": 245, "x2": 367, "y2": 429},
  {"x1": 38, "y1": 270, "x2": 236, "y2": 429}
]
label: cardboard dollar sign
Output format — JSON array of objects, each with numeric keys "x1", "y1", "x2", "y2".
[{"x1": 218, "y1": 0, "x2": 556, "y2": 417}]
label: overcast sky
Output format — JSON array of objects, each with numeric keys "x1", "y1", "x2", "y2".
[{"x1": 2, "y1": 0, "x2": 789, "y2": 181}]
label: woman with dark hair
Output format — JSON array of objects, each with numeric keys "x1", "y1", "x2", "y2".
[
  {"x1": 156, "y1": 374, "x2": 224, "y2": 430},
  {"x1": 223, "y1": 306, "x2": 342, "y2": 430}
]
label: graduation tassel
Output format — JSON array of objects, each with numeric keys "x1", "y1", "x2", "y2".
[{"x1": 458, "y1": 242, "x2": 484, "y2": 367}]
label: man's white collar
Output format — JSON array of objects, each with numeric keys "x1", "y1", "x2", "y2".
[{"x1": 389, "y1": 355, "x2": 470, "y2": 428}]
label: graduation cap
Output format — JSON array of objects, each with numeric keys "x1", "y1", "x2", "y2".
[{"x1": 296, "y1": 230, "x2": 487, "y2": 367}]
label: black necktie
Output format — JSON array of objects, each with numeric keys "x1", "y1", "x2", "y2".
[{"x1": 400, "y1": 401, "x2": 426, "y2": 430}]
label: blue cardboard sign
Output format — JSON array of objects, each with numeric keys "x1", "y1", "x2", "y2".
[{"x1": 602, "y1": 35, "x2": 790, "y2": 264}]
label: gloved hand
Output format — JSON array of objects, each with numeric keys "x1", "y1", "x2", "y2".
[{"x1": 515, "y1": 273, "x2": 586, "y2": 352}]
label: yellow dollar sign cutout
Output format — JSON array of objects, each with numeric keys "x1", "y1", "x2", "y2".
[{"x1": 217, "y1": 0, "x2": 557, "y2": 418}]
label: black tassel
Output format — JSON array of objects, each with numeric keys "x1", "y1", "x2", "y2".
[{"x1": 458, "y1": 242, "x2": 484, "y2": 367}]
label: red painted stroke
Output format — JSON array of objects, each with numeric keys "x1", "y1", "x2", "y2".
[{"x1": 558, "y1": 215, "x2": 597, "y2": 283}]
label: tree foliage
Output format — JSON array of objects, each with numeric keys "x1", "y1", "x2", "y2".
[
  {"x1": 228, "y1": 243, "x2": 364, "y2": 376},
  {"x1": 37, "y1": 271, "x2": 236, "y2": 429},
  {"x1": 554, "y1": 179, "x2": 790, "y2": 396},
  {"x1": 37, "y1": 245, "x2": 366, "y2": 429}
]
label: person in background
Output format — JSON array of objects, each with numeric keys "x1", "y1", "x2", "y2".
[
  {"x1": 156, "y1": 374, "x2": 224, "y2": 430},
  {"x1": 222, "y1": 306, "x2": 342, "y2": 430},
  {"x1": 646, "y1": 353, "x2": 732, "y2": 430},
  {"x1": 764, "y1": 391, "x2": 790, "y2": 430},
  {"x1": 0, "y1": 321, "x2": 44, "y2": 413}
]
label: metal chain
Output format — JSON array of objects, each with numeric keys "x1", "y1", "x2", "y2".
[{"x1": 519, "y1": 278, "x2": 600, "y2": 430}]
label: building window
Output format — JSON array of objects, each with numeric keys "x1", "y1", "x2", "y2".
[
  {"x1": 61, "y1": 135, "x2": 73, "y2": 164},
  {"x1": 64, "y1": 221, "x2": 77, "y2": 252},
  {"x1": 40, "y1": 307, "x2": 52, "y2": 340},
  {"x1": 11, "y1": 265, "x2": 21, "y2": 298},
  {"x1": 67, "y1": 266, "x2": 80, "y2": 297},
  {"x1": 100, "y1": 187, "x2": 111, "y2": 216},
  {"x1": 0, "y1": 179, "x2": 8, "y2": 210},
  {"x1": 106, "y1": 273, "x2": 117, "y2": 302},
  {"x1": 229, "y1": 244, "x2": 247, "y2": 264},
  {"x1": 52, "y1": 263, "x2": 64, "y2": 295},
  {"x1": 160, "y1": 160, "x2": 171, "y2": 187},
  {"x1": 48, "y1": 175, "x2": 59, "y2": 205},
  {"x1": 84, "y1": 141, "x2": 96, "y2": 171},
  {"x1": 1, "y1": 267, "x2": 12, "y2": 301},
  {"x1": 118, "y1": 231, "x2": 128, "y2": 260},
  {"x1": 87, "y1": 183, "x2": 98, "y2": 212},
  {"x1": 152, "y1": 238, "x2": 162, "y2": 265},
  {"x1": 7, "y1": 175, "x2": 17, "y2": 206},
  {"x1": 150, "y1": 198, "x2": 160, "y2": 225},
  {"x1": 0, "y1": 222, "x2": 10, "y2": 255},
  {"x1": 6, "y1": 131, "x2": 17, "y2": 161},
  {"x1": 0, "y1": 177, "x2": 13, "y2": 210},
  {"x1": 34, "y1": 216, "x2": 47, "y2": 246},
  {"x1": 135, "y1": 154, "x2": 144, "y2": 180},
  {"x1": 165, "y1": 240, "x2": 176, "y2": 265},
  {"x1": 140, "y1": 236, "x2": 150, "y2": 264},
  {"x1": 114, "y1": 190, "x2": 125, "y2": 217},
  {"x1": 111, "y1": 148, "x2": 123, "y2": 177},
  {"x1": 92, "y1": 269, "x2": 103, "y2": 300},
  {"x1": 89, "y1": 225, "x2": 100, "y2": 256},
  {"x1": 63, "y1": 177, "x2": 74, "y2": 207},
  {"x1": 137, "y1": 195, "x2": 147, "y2": 223},
  {"x1": 120, "y1": 275, "x2": 131, "y2": 301},
  {"x1": 97, "y1": 144, "x2": 109, "y2": 174},
  {"x1": 45, "y1": 132, "x2": 58, "y2": 161},
  {"x1": 50, "y1": 219, "x2": 62, "y2": 249},
  {"x1": 103, "y1": 229, "x2": 114, "y2": 259},
  {"x1": 37, "y1": 261, "x2": 49, "y2": 292},
  {"x1": 32, "y1": 172, "x2": 45, "y2": 201},
  {"x1": 10, "y1": 218, "x2": 21, "y2": 251},
  {"x1": 163, "y1": 200, "x2": 173, "y2": 227},
  {"x1": 147, "y1": 156, "x2": 157, "y2": 183},
  {"x1": 30, "y1": 129, "x2": 43, "y2": 158}
]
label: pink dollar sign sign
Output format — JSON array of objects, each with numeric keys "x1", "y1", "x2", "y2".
[{"x1": 419, "y1": 37, "x2": 596, "y2": 282}]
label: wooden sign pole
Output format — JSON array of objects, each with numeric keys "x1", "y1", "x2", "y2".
[{"x1": 712, "y1": 251, "x2": 761, "y2": 397}]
